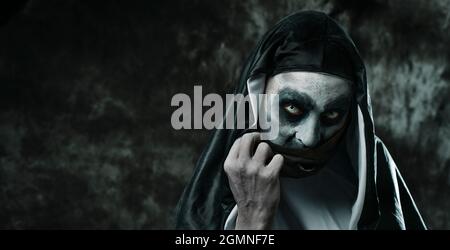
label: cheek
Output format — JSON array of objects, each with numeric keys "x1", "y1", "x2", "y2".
[
  {"x1": 265, "y1": 111, "x2": 294, "y2": 144},
  {"x1": 273, "y1": 114, "x2": 315, "y2": 144},
  {"x1": 278, "y1": 120, "x2": 297, "y2": 139}
]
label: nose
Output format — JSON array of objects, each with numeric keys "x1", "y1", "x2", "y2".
[{"x1": 295, "y1": 115, "x2": 320, "y2": 148}]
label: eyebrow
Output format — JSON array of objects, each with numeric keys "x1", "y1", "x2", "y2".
[
  {"x1": 323, "y1": 96, "x2": 351, "y2": 111},
  {"x1": 278, "y1": 87, "x2": 351, "y2": 111},
  {"x1": 278, "y1": 87, "x2": 315, "y2": 110}
]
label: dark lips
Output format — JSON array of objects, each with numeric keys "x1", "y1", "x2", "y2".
[
  {"x1": 264, "y1": 141, "x2": 328, "y2": 164},
  {"x1": 263, "y1": 141, "x2": 330, "y2": 178},
  {"x1": 280, "y1": 155, "x2": 324, "y2": 178}
]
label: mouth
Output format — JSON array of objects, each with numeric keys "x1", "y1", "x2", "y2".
[
  {"x1": 261, "y1": 130, "x2": 347, "y2": 178},
  {"x1": 263, "y1": 141, "x2": 329, "y2": 178},
  {"x1": 278, "y1": 153, "x2": 324, "y2": 178},
  {"x1": 283, "y1": 155, "x2": 320, "y2": 171},
  {"x1": 264, "y1": 141, "x2": 328, "y2": 164}
]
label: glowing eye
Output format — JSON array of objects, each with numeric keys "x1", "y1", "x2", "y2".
[
  {"x1": 283, "y1": 104, "x2": 303, "y2": 116},
  {"x1": 324, "y1": 111, "x2": 340, "y2": 120}
]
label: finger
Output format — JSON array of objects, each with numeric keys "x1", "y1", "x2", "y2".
[
  {"x1": 266, "y1": 154, "x2": 284, "y2": 174},
  {"x1": 227, "y1": 137, "x2": 241, "y2": 160},
  {"x1": 238, "y1": 132, "x2": 261, "y2": 159},
  {"x1": 253, "y1": 142, "x2": 273, "y2": 164}
]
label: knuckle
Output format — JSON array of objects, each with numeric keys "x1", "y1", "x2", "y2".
[
  {"x1": 245, "y1": 167, "x2": 258, "y2": 176},
  {"x1": 223, "y1": 161, "x2": 231, "y2": 172},
  {"x1": 243, "y1": 161, "x2": 257, "y2": 174},
  {"x1": 249, "y1": 159, "x2": 263, "y2": 168},
  {"x1": 274, "y1": 154, "x2": 284, "y2": 165},
  {"x1": 224, "y1": 159, "x2": 238, "y2": 173},
  {"x1": 223, "y1": 165, "x2": 232, "y2": 175},
  {"x1": 237, "y1": 158, "x2": 246, "y2": 167},
  {"x1": 243, "y1": 132, "x2": 258, "y2": 141},
  {"x1": 257, "y1": 170, "x2": 268, "y2": 179},
  {"x1": 259, "y1": 142, "x2": 270, "y2": 152},
  {"x1": 232, "y1": 138, "x2": 241, "y2": 148},
  {"x1": 262, "y1": 170, "x2": 276, "y2": 181}
]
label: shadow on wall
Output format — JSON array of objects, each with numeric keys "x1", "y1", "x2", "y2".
[{"x1": 0, "y1": 0, "x2": 448, "y2": 229}]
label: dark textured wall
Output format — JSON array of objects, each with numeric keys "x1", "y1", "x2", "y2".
[{"x1": 0, "y1": 0, "x2": 448, "y2": 229}]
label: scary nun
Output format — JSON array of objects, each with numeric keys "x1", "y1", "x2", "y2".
[{"x1": 175, "y1": 10, "x2": 427, "y2": 230}]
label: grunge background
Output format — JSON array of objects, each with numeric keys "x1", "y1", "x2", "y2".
[{"x1": 0, "y1": 0, "x2": 448, "y2": 229}]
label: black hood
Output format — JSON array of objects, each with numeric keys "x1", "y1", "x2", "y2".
[{"x1": 175, "y1": 10, "x2": 426, "y2": 230}]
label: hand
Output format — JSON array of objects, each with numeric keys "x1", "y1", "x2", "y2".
[{"x1": 224, "y1": 132, "x2": 284, "y2": 230}]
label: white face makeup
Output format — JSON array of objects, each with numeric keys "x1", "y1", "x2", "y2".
[{"x1": 264, "y1": 71, "x2": 352, "y2": 164}]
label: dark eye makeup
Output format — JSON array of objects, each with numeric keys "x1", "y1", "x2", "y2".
[
  {"x1": 282, "y1": 103, "x2": 304, "y2": 116},
  {"x1": 278, "y1": 88, "x2": 314, "y2": 120},
  {"x1": 277, "y1": 87, "x2": 350, "y2": 126},
  {"x1": 320, "y1": 109, "x2": 345, "y2": 126}
]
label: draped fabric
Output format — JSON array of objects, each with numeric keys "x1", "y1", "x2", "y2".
[{"x1": 175, "y1": 11, "x2": 426, "y2": 230}]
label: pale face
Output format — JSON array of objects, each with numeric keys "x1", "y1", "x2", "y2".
[{"x1": 265, "y1": 71, "x2": 352, "y2": 168}]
